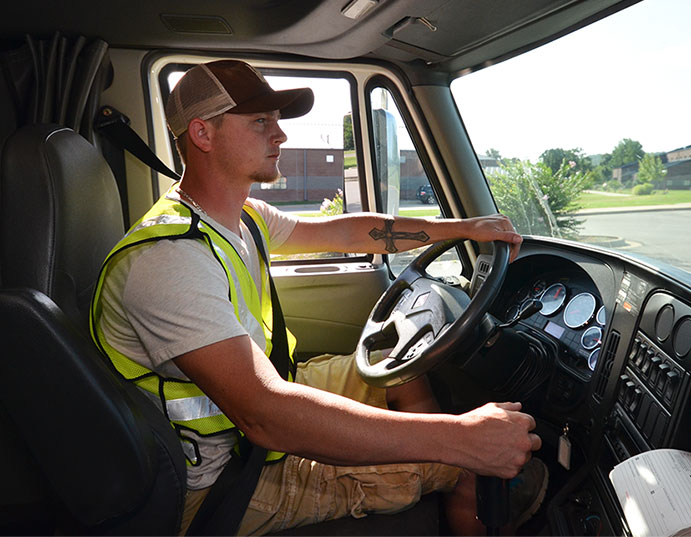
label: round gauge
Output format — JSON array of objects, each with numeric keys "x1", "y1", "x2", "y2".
[
  {"x1": 540, "y1": 283, "x2": 567, "y2": 316},
  {"x1": 596, "y1": 305, "x2": 606, "y2": 326},
  {"x1": 563, "y1": 292, "x2": 597, "y2": 328},
  {"x1": 655, "y1": 304, "x2": 674, "y2": 343},
  {"x1": 581, "y1": 326, "x2": 602, "y2": 350},
  {"x1": 515, "y1": 287, "x2": 530, "y2": 303},
  {"x1": 588, "y1": 348, "x2": 600, "y2": 371},
  {"x1": 531, "y1": 280, "x2": 547, "y2": 297},
  {"x1": 673, "y1": 317, "x2": 691, "y2": 358}
]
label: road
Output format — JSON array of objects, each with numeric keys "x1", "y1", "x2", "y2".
[{"x1": 577, "y1": 208, "x2": 691, "y2": 273}]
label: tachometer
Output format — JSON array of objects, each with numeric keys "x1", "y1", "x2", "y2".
[
  {"x1": 564, "y1": 292, "x2": 597, "y2": 328},
  {"x1": 540, "y1": 283, "x2": 567, "y2": 316}
]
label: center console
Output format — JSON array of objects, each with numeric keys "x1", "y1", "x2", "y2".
[{"x1": 551, "y1": 284, "x2": 691, "y2": 536}]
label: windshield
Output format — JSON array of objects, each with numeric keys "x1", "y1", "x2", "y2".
[{"x1": 451, "y1": 0, "x2": 691, "y2": 276}]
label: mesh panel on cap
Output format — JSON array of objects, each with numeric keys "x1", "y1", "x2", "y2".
[{"x1": 166, "y1": 64, "x2": 237, "y2": 137}]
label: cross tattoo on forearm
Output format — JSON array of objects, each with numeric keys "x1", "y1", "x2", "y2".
[{"x1": 368, "y1": 220, "x2": 430, "y2": 253}]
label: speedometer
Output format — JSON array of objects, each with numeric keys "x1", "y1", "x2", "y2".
[
  {"x1": 540, "y1": 283, "x2": 567, "y2": 316},
  {"x1": 564, "y1": 292, "x2": 597, "y2": 328}
]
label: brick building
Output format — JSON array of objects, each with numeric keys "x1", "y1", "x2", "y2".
[
  {"x1": 611, "y1": 145, "x2": 691, "y2": 189},
  {"x1": 662, "y1": 159, "x2": 691, "y2": 189},
  {"x1": 251, "y1": 147, "x2": 434, "y2": 204},
  {"x1": 399, "y1": 149, "x2": 427, "y2": 199},
  {"x1": 250, "y1": 148, "x2": 344, "y2": 203},
  {"x1": 667, "y1": 145, "x2": 691, "y2": 162}
]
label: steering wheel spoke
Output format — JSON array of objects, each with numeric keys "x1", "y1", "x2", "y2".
[{"x1": 356, "y1": 240, "x2": 510, "y2": 387}]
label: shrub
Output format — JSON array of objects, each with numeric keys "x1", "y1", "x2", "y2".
[
  {"x1": 486, "y1": 159, "x2": 591, "y2": 238},
  {"x1": 602, "y1": 181, "x2": 623, "y2": 192},
  {"x1": 320, "y1": 189, "x2": 344, "y2": 216},
  {"x1": 632, "y1": 183, "x2": 654, "y2": 195}
]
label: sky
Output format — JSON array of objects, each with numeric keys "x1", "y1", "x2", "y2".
[
  {"x1": 451, "y1": 0, "x2": 691, "y2": 162},
  {"x1": 266, "y1": 76, "x2": 352, "y2": 150}
]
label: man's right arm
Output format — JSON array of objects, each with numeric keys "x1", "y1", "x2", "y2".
[{"x1": 173, "y1": 335, "x2": 541, "y2": 478}]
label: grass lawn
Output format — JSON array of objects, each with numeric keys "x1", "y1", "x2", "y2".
[
  {"x1": 577, "y1": 189, "x2": 691, "y2": 209},
  {"x1": 399, "y1": 207, "x2": 441, "y2": 217},
  {"x1": 344, "y1": 149, "x2": 357, "y2": 169}
]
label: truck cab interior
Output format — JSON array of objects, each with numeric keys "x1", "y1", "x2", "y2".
[{"x1": 2, "y1": 0, "x2": 691, "y2": 535}]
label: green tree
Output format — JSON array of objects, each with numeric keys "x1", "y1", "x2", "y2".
[
  {"x1": 608, "y1": 138, "x2": 644, "y2": 168},
  {"x1": 485, "y1": 148, "x2": 502, "y2": 159},
  {"x1": 539, "y1": 147, "x2": 591, "y2": 175},
  {"x1": 487, "y1": 159, "x2": 592, "y2": 238},
  {"x1": 343, "y1": 113, "x2": 354, "y2": 151},
  {"x1": 637, "y1": 153, "x2": 667, "y2": 187}
]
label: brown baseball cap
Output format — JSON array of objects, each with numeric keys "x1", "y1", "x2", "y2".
[{"x1": 165, "y1": 60, "x2": 314, "y2": 138}]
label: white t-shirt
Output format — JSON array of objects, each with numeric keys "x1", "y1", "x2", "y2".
[{"x1": 97, "y1": 190, "x2": 298, "y2": 489}]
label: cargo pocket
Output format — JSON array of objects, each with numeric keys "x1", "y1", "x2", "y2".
[{"x1": 330, "y1": 463, "x2": 425, "y2": 519}]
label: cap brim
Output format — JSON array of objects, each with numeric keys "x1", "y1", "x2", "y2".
[{"x1": 228, "y1": 88, "x2": 314, "y2": 119}]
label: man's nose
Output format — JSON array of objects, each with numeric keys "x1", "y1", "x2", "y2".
[{"x1": 273, "y1": 122, "x2": 287, "y2": 145}]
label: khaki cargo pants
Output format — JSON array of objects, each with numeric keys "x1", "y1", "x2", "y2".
[{"x1": 180, "y1": 353, "x2": 463, "y2": 535}]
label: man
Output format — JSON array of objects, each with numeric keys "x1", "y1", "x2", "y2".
[{"x1": 91, "y1": 60, "x2": 545, "y2": 535}]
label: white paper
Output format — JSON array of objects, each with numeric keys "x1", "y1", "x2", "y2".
[{"x1": 610, "y1": 449, "x2": 691, "y2": 537}]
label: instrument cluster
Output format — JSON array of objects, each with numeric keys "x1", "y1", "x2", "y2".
[{"x1": 504, "y1": 278, "x2": 607, "y2": 374}]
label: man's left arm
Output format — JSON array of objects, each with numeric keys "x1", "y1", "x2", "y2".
[{"x1": 274, "y1": 212, "x2": 522, "y2": 261}]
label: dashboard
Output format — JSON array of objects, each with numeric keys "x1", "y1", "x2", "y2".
[
  {"x1": 484, "y1": 240, "x2": 691, "y2": 536},
  {"x1": 501, "y1": 275, "x2": 606, "y2": 377},
  {"x1": 489, "y1": 248, "x2": 618, "y2": 404}
]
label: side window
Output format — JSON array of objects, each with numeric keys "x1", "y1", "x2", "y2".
[
  {"x1": 162, "y1": 68, "x2": 364, "y2": 262},
  {"x1": 369, "y1": 86, "x2": 463, "y2": 281}
]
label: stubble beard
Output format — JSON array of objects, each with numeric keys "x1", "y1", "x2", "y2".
[{"x1": 251, "y1": 166, "x2": 282, "y2": 185}]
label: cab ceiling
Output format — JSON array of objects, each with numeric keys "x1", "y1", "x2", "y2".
[{"x1": 4, "y1": 0, "x2": 637, "y2": 75}]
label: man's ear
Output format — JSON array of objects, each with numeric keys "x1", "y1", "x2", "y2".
[{"x1": 187, "y1": 118, "x2": 214, "y2": 153}]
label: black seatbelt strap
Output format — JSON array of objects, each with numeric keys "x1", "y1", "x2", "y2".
[
  {"x1": 94, "y1": 105, "x2": 181, "y2": 180},
  {"x1": 185, "y1": 442, "x2": 267, "y2": 536},
  {"x1": 186, "y1": 210, "x2": 293, "y2": 536}
]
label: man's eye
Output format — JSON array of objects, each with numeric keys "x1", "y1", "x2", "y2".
[{"x1": 256, "y1": 118, "x2": 266, "y2": 124}]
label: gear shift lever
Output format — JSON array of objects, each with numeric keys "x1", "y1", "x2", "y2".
[{"x1": 476, "y1": 475, "x2": 509, "y2": 536}]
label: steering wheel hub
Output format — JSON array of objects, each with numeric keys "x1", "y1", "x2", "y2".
[{"x1": 356, "y1": 240, "x2": 510, "y2": 387}]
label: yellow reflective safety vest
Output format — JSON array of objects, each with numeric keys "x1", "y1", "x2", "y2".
[{"x1": 90, "y1": 190, "x2": 296, "y2": 465}]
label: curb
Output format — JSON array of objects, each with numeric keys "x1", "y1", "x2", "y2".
[{"x1": 576, "y1": 202, "x2": 691, "y2": 216}]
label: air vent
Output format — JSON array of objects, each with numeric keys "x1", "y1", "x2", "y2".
[
  {"x1": 594, "y1": 329, "x2": 621, "y2": 399},
  {"x1": 161, "y1": 14, "x2": 232, "y2": 35},
  {"x1": 478, "y1": 261, "x2": 491, "y2": 274}
]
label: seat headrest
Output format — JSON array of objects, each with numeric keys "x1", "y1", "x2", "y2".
[{"x1": 0, "y1": 124, "x2": 124, "y2": 328}]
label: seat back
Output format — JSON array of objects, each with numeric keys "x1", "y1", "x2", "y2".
[
  {"x1": 0, "y1": 124, "x2": 125, "y2": 325},
  {"x1": 0, "y1": 125, "x2": 186, "y2": 534}
]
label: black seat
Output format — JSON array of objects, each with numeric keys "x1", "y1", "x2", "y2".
[
  {"x1": 0, "y1": 123, "x2": 439, "y2": 536},
  {"x1": 0, "y1": 124, "x2": 186, "y2": 534},
  {"x1": 0, "y1": 288, "x2": 187, "y2": 534},
  {"x1": 0, "y1": 124, "x2": 125, "y2": 326}
]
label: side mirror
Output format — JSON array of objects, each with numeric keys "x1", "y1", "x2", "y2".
[{"x1": 371, "y1": 107, "x2": 400, "y2": 217}]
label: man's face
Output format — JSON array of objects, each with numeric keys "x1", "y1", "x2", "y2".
[{"x1": 211, "y1": 110, "x2": 287, "y2": 184}]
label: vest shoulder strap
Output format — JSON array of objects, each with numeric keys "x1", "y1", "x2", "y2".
[{"x1": 240, "y1": 210, "x2": 295, "y2": 380}]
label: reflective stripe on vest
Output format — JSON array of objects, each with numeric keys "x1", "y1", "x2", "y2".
[{"x1": 90, "y1": 187, "x2": 294, "y2": 464}]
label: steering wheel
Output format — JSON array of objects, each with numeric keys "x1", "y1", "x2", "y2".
[{"x1": 356, "y1": 240, "x2": 510, "y2": 388}]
